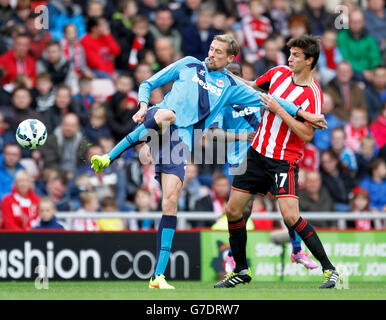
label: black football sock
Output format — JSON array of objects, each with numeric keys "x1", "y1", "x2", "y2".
[
  {"x1": 291, "y1": 217, "x2": 335, "y2": 271},
  {"x1": 228, "y1": 217, "x2": 248, "y2": 273}
]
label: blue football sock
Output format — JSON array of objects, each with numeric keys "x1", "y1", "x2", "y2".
[
  {"x1": 107, "y1": 117, "x2": 160, "y2": 161},
  {"x1": 154, "y1": 215, "x2": 177, "y2": 277},
  {"x1": 286, "y1": 223, "x2": 302, "y2": 254}
]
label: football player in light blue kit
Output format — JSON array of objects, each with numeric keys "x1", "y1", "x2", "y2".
[
  {"x1": 91, "y1": 34, "x2": 326, "y2": 289},
  {"x1": 206, "y1": 61, "x2": 318, "y2": 272}
]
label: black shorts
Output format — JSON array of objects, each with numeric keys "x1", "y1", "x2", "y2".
[{"x1": 232, "y1": 147, "x2": 299, "y2": 198}]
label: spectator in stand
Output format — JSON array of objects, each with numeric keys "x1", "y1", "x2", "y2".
[
  {"x1": 47, "y1": 0, "x2": 86, "y2": 41},
  {"x1": 11, "y1": 86, "x2": 41, "y2": 126},
  {"x1": 330, "y1": 126, "x2": 358, "y2": 171},
  {"x1": 36, "y1": 40, "x2": 75, "y2": 88},
  {"x1": 0, "y1": 0, "x2": 13, "y2": 36},
  {"x1": 138, "y1": 48, "x2": 160, "y2": 72},
  {"x1": 69, "y1": 144, "x2": 127, "y2": 211},
  {"x1": 363, "y1": 0, "x2": 386, "y2": 48},
  {"x1": 124, "y1": 15, "x2": 154, "y2": 70},
  {"x1": 133, "y1": 63, "x2": 153, "y2": 90},
  {"x1": 72, "y1": 76, "x2": 94, "y2": 114},
  {"x1": 154, "y1": 37, "x2": 175, "y2": 70},
  {"x1": 337, "y1": 9, "x2": 381, "y2": 83},
  {"x1": 370, "y1": 102, "x2": 386, "y2": 149},
  {"x1": 25, "y1": 12, "x2": 52, "y2": 60},
  {"x1": 355, "y1": 136, "x2": 378, "y2": 182},
  {"x1": 299, "y1": 143, "x2": 320, "y2": 172},
  {"x1": 60, "y1": 24, "x2": 95, "y2": 79},
  {"x1": 313, "y1": 92, "x2": 344, "y2": 151},
  {"x1": 149, "y1": 6, "x2": 182, "y2": 60},
  {"x1": 71, "y1": 191, "x2": 99, "y2": 231},
  {"x1": 325, "y1": 61, "x2": 367, "y2": 122},
  {"x1": 250, "y1": 197, "x2": 273, "y2": 230},
  {"x1": 82, "y1": 106, "x2": 111, "y2": 144},
  {"x1": 111, "y1": 0, "x2": 138, "y2": 32},
  {"x1": 360, "y1": 157, "x2": 386, "y2": 214},
  {"x1": 33, "y1": 196, "x2": 65, "y2": 230},
  {"x1": 5, "y1": 0, "x2": 30, "y2": 32},
  {"x1": 1, "y1": 169, "x2": 39, "y2": 230},
  {"x1": 81, "y1": 17, "x2": 121, "y2": 79},
  {"x1": 300, "y1": 0, "x2": 337, "y2": 36},
  {"x1": 241, "y1": 0, "x2": 272, "y2": 64},
  {"x1": 153, "y1": 37, "x2": 176, "y2": 94},
  {"x1": 299, "y1": 170, "x2": 335, "y2": 228},
  {"x1": 106, "y1": 91, "x2": 137, "y2": 143},
  {"x1": 365, "y1": 66, "x2": 386, "y2": 123},
  {"x1": 86, "y1": 0, "x2": 104, "y2": 20},
  {"x1": 344, "y1": 108, "x2": 370, "y2": 153},
  {"x1": 35, "y1": 168, "x2": 71, "y2": 212},
  {"x1": 194, "y1": 174, "x2": 230, "y2": 227},
  {"x1": 171, "y1": 0, "x2": 203, "y2": 32},
  {"x1": 125, "y1": 143, "x2": 161, "y2": 208},
  {"x1": 0, "y1": 111, "x2": 15, "y2": 153},
  {"x1": 241, "y1": 61, "x2": 255, "y2": 81},
  {"x1": 106, "y1": 73, "x2": 138, "y2": 138},
  {"x1": 43, "y1": 84, "x2": 87, "y2": 132},
  {"x1": 0, "y1": 143, "x2": 23, "y2": 201},
  {"x1": 320, "y1": 149, "x2": 356, "y2": 212},
  {"x1": 317, "y1": 29, "x2": 343, "y2": 86},
  {"x1": 268, "y1": 0, "x2": 292, "y2": 38},
  {"x1": 347, "y1": 187, "x2": 383, "y2": 230},
  {"x1": 31, "y1": 72, "x2": 56, "y2": 113},
  {"x1": 97, "y1": 196, "x2": 125, "y2": 231},
  {"x1": 128, "y1": 188, "x2": 154, "y2": 230},
  {"x1": 181, "y1": 3, "x2": 217, "y2": 61},
  {"x1": 212, "y1": 11, "x2": 227, "y2": 34},
  {"x1": 282, "y1": 14, "x2": 308, "y2": 60},
  {"x1": 39, "y1": 113, "x2": 89, "y2": 179},
  {"x1": 138, "y1": 0, "x2": 160, "y2": 23},
  {"x1": 253, "y1": 36, "x2": 279, "y2": 77},
  {"x1": 178, "y1": 162, "x2": 208, "y2": 213},
  {"x1": 0, "y1": 33, "x2": 36, "y2": 86}
]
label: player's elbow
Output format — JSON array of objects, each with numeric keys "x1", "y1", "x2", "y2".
[{"x1": 302, "y1": 133, "x2": 313, "y2": 143}]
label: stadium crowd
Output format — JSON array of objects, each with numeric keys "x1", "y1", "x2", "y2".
[{"x1": 0, "y1": 0, "x2": 385, "y2": 231}]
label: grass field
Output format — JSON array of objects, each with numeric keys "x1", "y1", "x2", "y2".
[{"x1": 1, "y1": 281, "x2": 385, "y2": 300}]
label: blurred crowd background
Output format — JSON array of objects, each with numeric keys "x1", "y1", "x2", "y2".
[{"x1": 0, "y1": 0, "x2": 385, "y2": 232}]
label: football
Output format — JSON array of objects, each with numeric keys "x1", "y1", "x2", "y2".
[{"x1": 15, "y1": 119, "x2": 47, "y2": 150}]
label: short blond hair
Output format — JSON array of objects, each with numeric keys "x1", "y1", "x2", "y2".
[
  {"x1": 213, "y1": 34, "x2": 240, "y2": 57},
  {"x1": 80, "y1": 191, "x2": 99, "y2": 206},
  {"x1": 39, "y1": 196, "x2": 57, "y2": 210}
]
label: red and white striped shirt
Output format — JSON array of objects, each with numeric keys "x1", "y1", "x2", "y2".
[{"x1": 251, "y1": 66, "x2": 323, "y2": 162}]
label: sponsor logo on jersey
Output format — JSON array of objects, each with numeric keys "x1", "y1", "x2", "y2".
[
  {"x1": 232, "y1": 106, "x2": 260, "y2": 118},
  {"x1": 192, "y1": 74, "x2": 223, "y2": 96}
]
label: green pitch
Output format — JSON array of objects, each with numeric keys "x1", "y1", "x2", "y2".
[{"x1": 1, "y1": 281, "x2": 385, "y2": 300}]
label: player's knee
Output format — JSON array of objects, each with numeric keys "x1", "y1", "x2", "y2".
[
  {"x1": 162, "y1": 193, "x2": 179, "y2": 211},
  {"x1": 225, "y1": 203, "x2": 242, "y2": 221},
  {"x1": 282, "y1": 211, "x2": 299, "y2": 227},
  {"x1": 156, "y1": 110, "x2": 176, "y2": 124}
]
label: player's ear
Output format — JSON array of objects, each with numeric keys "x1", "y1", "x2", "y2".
[{"x1": 227, "y1": 55, "x2": 235, "y2": 64}]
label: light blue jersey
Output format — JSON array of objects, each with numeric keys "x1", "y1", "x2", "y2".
[
  {"x1": 138, "y1": 56, "x2": 300, "y2": 151},
  {"x1": 209, "y1": 105, "x2": 262, "y2": 165}
]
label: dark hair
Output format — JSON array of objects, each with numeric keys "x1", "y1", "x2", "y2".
[
  {"x1": 101, "y1": 196, "x2": 117, "y2": 209},
  {"x1": 288, "y1": 14, "x2": 308, "y2": 28},
  {"x1": 46, "y1": 40, "x2": 61, "y2": 48},
  {"x1": 87, "y1": 17, "x2": 101, "y2": 32},
  {"x1": 134, "y1": 188, "x2": 151, "y2": 198},
  {"x1": 287, "y1": 34, "x2": 320, "y2": 70},
  {"x1": 12, "y1": 86, "x2": 31, "y2": 97},
  {"x1": 368, "y1": 157, "x2": 386, "y2": 175},
  {"x1": 227, "y1": 61, "x2": 242, "y2": 77}
]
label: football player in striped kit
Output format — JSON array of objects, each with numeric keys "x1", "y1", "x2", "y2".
[{"x1": 215, "y1": 35, "x2": 339, "y2": 289}]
